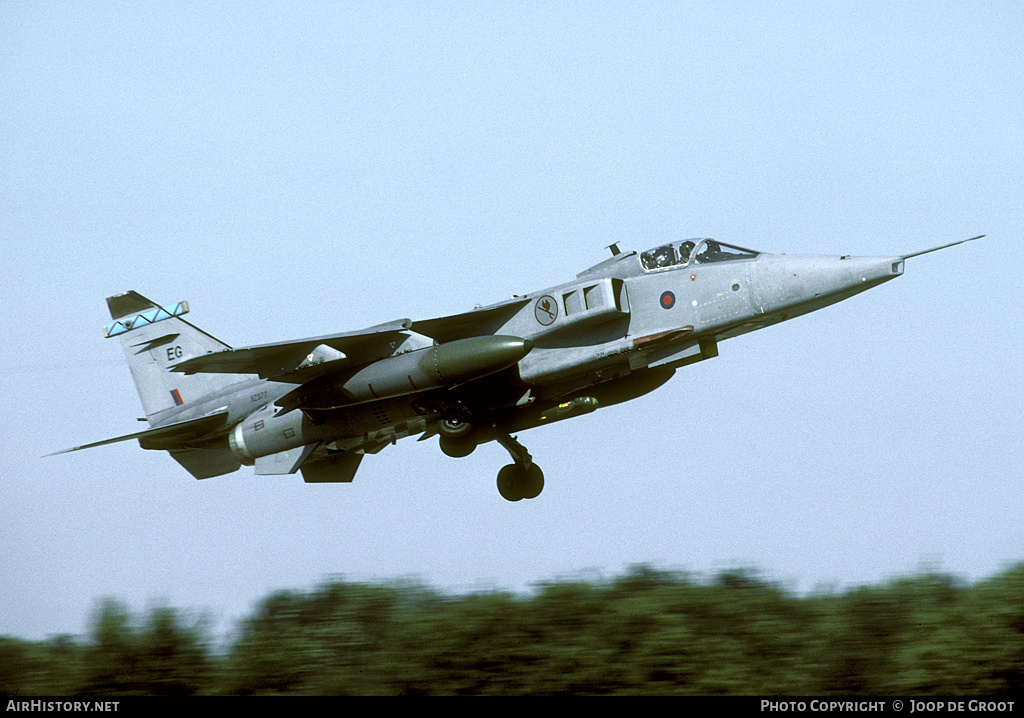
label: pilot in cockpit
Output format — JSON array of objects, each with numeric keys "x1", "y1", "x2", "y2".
[
  {"x1": 696, "y1": 240, "x2": 722, "y2": 263},
  {"x1": 679, "y1": 241, "x2": 695, "y2": 264},
  {"x1": 652, "y1": 244, "x2": 676, "y2": 268}
]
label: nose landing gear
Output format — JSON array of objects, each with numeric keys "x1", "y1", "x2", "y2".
[{"x1": 438, "y1": 415, "x2": 476, "y2": 458}]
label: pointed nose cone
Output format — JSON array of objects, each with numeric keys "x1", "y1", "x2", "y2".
[{"x1": 753, "y1": 254, "x2": 904, "y2": 317}]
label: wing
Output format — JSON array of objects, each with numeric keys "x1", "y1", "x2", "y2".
[
  {"x1": 412, "y1": 297, "x2": 530, "y2": 343},
  {"x1": 170, "y1": 297, "x2": 531, "y2": 382},
  {"x1": 170, "y1": 318, "x2": 415, "y2": 382}
]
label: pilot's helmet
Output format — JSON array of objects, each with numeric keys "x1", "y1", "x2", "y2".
[{"x1": 680, "y1": 241, "x2": 695, "y2": 261}]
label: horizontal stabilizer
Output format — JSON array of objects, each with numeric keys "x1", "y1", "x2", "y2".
[
  {"x1": 47, "y1": 411, "x2": 230, "y2": 456},
  {"x1": 169, "y1": 447, "x2": 241, "y2": 479}
]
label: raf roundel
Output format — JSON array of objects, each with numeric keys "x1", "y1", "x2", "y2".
[{"x1": 659, "y1": 290, "x2": 675, "y2": 309}]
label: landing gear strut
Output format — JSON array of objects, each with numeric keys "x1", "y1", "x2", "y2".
[
  {"x1": 437, "y1": 411, "x2": 544, "y2": 501},
  {"x1": 494, "y1": 432, "x2": 544, "y2": 502}
]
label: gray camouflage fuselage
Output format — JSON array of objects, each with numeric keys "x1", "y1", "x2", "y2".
[{"x1": 54, "y1": 235, "x2": 979, "y2": 500}]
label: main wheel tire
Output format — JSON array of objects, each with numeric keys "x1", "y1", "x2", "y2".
[
  {"x1": 496, "y1": 463, "x2": 544, "y2": 501},
  {"x1": 520, "y1": 464, "x2": 544, "y2": 499},
  {"x1": 496, "y1": 464, "x2": 524, "y2": 502}
]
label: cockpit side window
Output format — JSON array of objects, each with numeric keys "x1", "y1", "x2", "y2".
[
  {"x1": 640, "y1": 239, "x2": 701, "y2": 272},
  {"x1": 693, "y1": 240, "x2": 760, "y2": 264}
]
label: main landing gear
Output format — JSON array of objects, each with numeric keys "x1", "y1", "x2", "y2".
[
  {"x1": 438, "y1": 413, "x2": 544, "y2": 502},
  {"x1": 494, "y1": 433, "x2": 544, "y2": 502}
]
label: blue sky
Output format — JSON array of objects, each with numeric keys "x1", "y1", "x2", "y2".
[{"x1": 2, "y1": 1, "x2": 1022, "y2": 640}]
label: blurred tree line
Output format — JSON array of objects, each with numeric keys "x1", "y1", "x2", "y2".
[{"x1": 2, "y1": 563, "x2": 1022, "y2": 695}]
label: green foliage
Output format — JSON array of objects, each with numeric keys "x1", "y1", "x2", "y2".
[
  {"x1": 5, "y1": 564, "x2": 1024, "y2": 695},
  {"x1": 75, "y1": 599, "x2": 212, "y2": 696}
]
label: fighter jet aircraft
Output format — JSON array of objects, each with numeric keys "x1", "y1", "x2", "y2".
[{"x1": 52, "y1": 235, "x2": 982, "y2": 501}]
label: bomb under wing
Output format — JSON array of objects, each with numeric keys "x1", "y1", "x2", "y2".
[{"x1": 51, "y1": 234, "x2": 982, "y2": 501}]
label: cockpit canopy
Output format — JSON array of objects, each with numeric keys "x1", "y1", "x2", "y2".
[{"x1": 639, "y1": 238, "x2": 759, "y2": 272}]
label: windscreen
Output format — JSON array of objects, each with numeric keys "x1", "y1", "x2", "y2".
[{"x1": 640, "y1": 239, "x2": 759, "y2": 271}]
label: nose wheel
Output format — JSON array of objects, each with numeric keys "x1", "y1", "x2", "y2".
[{"x1": 438, "y1": 413, "x2": 476, "y2": 458}]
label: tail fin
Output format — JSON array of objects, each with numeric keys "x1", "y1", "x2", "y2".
[{"x1": 105, "y1": 291, "x2": 246, "y2": 426}]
